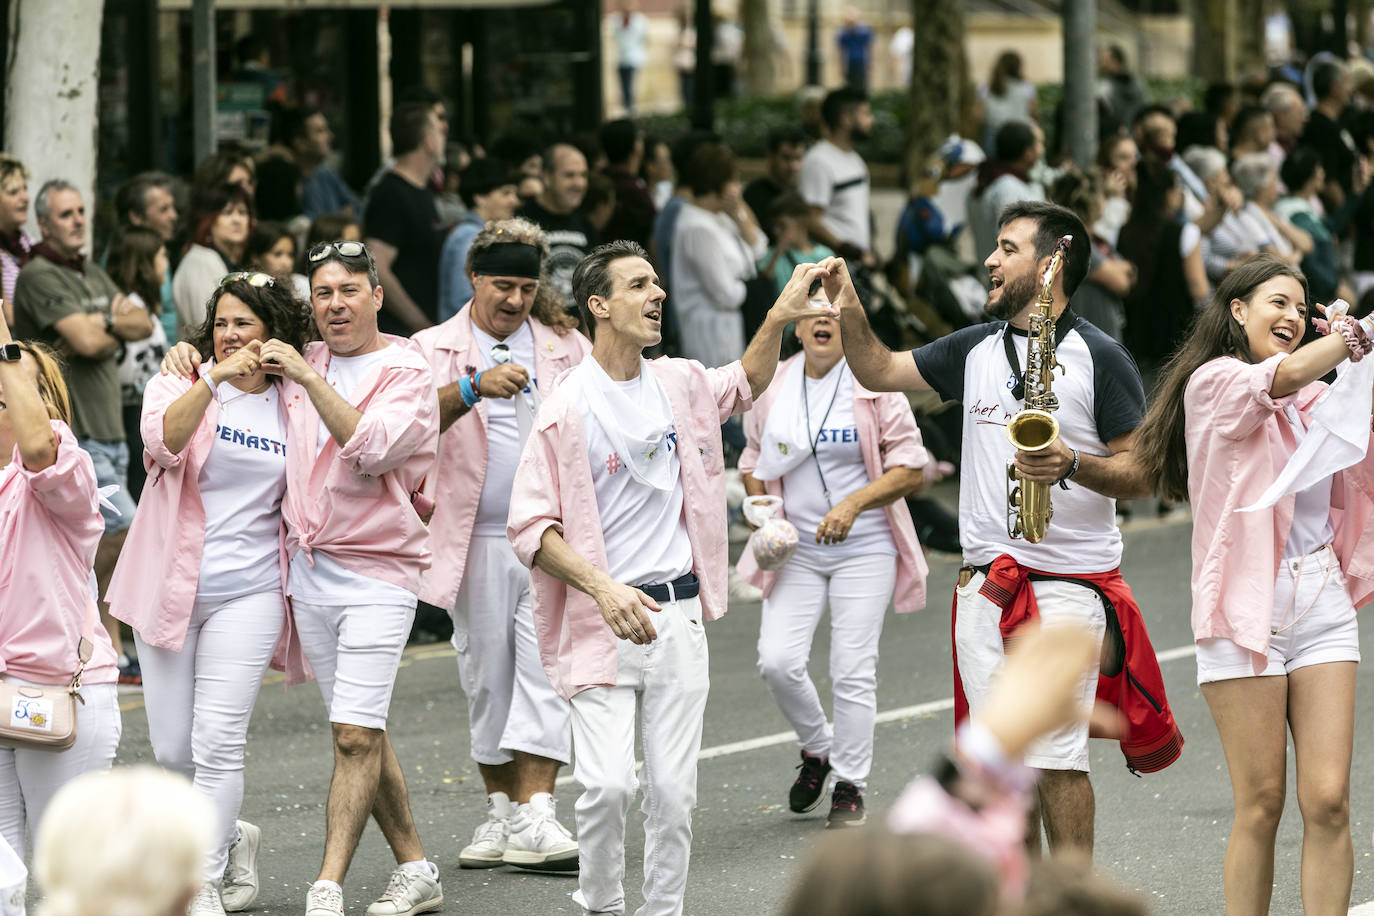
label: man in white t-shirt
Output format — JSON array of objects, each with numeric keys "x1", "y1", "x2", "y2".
[
  {"x1": 798, "y1": 87, "x2": 876, "y2": 267},
  {"x1": 262, "y1": 242, "x2": 443, "y2": 916},
  {"x1": 835, "y1": 201, "x2": 1154, "y2": 858},
  {"x1": 507, "y1": 241, "x2": 833, "y2": 915},
  {"x1": 413, "y1": 218, "x2": 592, "y2": 874}
]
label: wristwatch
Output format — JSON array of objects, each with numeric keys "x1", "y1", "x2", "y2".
[{"x1": 0, "y1": 342, "x2": 20, "y2": 361}]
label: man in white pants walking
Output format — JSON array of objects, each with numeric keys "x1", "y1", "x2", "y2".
[
  {"x1": 413, "y1": 219, "x2": 591, "y2": 872},
  {"x1": 507, "y1": 240, "x2": 832, "y2": 915}
]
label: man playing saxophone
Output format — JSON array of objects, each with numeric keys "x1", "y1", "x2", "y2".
[{"x1": 830, "y1": 200, "x2": 1180, "y2": 857}]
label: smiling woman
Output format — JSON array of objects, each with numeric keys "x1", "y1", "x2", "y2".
[{"x1": 1130, "y1": 252, "x2": 1374, "y2": 913}]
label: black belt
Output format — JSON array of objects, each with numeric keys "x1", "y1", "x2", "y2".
[{"x1": 637, "y1": 572, "x2": 699, "y2": 603}]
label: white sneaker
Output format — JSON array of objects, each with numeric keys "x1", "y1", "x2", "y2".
[
  {"x1": 459, "y1": 792, "x2": 511, "y2": 868},
  {"x1": 365, "y1": 866, "x2": 443, "y2": 916},
  {"x1": 304, "y1": 881, "x2": 344, "y2": 916},
  {"x1": 221, "y1": 820, "x2": 261, "y2": 912},
  {"x1": 503, "y1": 793, "x2": 579, "y2": 872},
  {"x1": 189, "y1": 882, "x2": 227, "y2": 916}
]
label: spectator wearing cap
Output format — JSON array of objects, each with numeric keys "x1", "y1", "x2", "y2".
[{"x1": 438, "y1": 158, "x2": 520, "y2": 321}]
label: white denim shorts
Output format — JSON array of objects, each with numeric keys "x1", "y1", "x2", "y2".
[{"x1": 1196, "y1": 546, "x2": 1360, "y2": 685}]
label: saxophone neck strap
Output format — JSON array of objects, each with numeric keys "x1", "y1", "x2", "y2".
[{"x1": 1003, "y1": 308, "x2": 1076, "y2": 400}]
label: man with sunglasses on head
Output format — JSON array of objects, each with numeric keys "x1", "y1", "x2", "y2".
[
  {"x1": 164, "y1": 239, "x2": 443, "y2": 916},
  {"x1": 413, "y1": 217, "x2": 591, "y2": 875},
  {"x1": 507, "y1": 241, "x2": 834, "y2": 916}
]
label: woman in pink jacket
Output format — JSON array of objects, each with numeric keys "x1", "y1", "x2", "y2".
[
  {"x1": 1133, "y1": 254, "x2": 1374, "y2": 915},
  {"x1": 740, "y1": 311, "x2": 928, "y2": 828},
  {"x1": 107, "y1": 273, "x2": 310, "y2": 916},
  {"x1": 0, "y1": 312, "x2": 121, "y2": 862}
]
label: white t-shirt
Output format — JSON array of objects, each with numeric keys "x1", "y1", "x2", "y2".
[
  {"x1": 780, "y1": 365, "x2": 895, "y2": 557},
  {"x1": 798, "y1": 140, "x2": 871, "y2": 252},
  {"x1": 472, "y1": 321, "x2": 537, "y2": 536},
  {"x1": 578, "y1": 373, "x2": 693, "y2": 587},
  {"x1": 913, "y1": 318, "x2": 1147, "y2": 573},
  {"x1": 117, "y1": 292, "x2": 169, "y2": 407},
  {"x1": 197, "y1": 381, "x2": 287, "y2": 601},
  {"x1": 1282, "y1": 406, "x2": 1335, "y2": 558},
  {"x1": 290, "y1": 344, "x2": 416, "y2": 607}
]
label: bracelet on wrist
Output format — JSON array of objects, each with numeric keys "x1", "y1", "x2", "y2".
[
  {"x1": 1333, "y1": 315, "x2": 1372, "y2": 362},
  {"x1": 458, "y1": 375, "x2": 478, "y2": 408},
  {"x1": 1056, "y1": 447, "x2": 1080, "y2": 490}
]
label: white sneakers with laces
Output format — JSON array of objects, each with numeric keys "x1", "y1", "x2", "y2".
[
  {"x1": 459, "y1": 791, "x2": 511, "y2": 868},
  {"x1": 220, "y1": 820, "x2": 261, "y2": 912},
  {"x1": 189, "y1": 882, "x2": 227, "y2": 916},
  {"x1": 364, "y1": 865, "x2": 443, "y2": 916},
  {"x1": 502, "y1": 792, "x2": 579, "y2": 872},
  {"x1": 304, "y1": 881, "x2": 344, "y2": 916}
]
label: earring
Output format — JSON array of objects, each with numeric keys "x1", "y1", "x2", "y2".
[{"x1": 1239, "y1": 320, "x2": 1246, "y2": 326}]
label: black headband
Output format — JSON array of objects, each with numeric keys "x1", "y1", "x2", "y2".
[{"x1": 471, "y1": 242, "x2": 542, "y2": 280}]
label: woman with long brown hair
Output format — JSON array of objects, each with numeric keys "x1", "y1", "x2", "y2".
[{"x1": 1133, "y1": 253, "x2": 1374, "y2": 915}]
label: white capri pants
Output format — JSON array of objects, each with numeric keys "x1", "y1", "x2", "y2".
[
  {"x1": 0, "y1": 681, "x2": 121, "y2": 858},
  {"x1": 570, "y1": 595, "x2": 709, "y2": 916},
  {"x1": 954, "y1": 572, "x2": 1105, "y2": 772},
  {"x1": 293, "y1": 599, "x2": 416, "y2": 730},
  {"x1": 451, "y1": 536, "x2": 571, "y2": 766},
  {"x1": 1197, "y1": 545, "x2": 1360, "y2": 684},
  {"x1": 756, "y1": 547, "x2": 896, "y2": 789},
  {"x1": 134, "y1": 589, "x2": 284, "y2": 882}
]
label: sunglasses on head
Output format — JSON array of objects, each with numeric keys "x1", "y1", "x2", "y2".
[
  {"x1": 218, "y1": 271, "x2": 275, "y2": 289},
  {"x1": 308, "y1": 240, "x2": 367, "y2": 262}
]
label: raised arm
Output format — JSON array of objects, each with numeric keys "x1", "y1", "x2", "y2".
[
  {"x1": 0, "y1": 315, "x2": 57, "y2": 470},
  {"x1": 826, "y1": 257, "x2": 930, "y2": 393},
  {"x1": 738, "y1": 261, "x2": 836, "y2": 398}
]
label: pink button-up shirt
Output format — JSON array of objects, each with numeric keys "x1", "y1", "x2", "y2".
[
  {"x1": 413, "y1": 304, "x2": 591, "y2": 610},
  {"x1": 507, "y1": 357, "x2": 752, "y2": 700},
  {"x1": 737, "y1": 354, "x2": 930, "y2": 612},
  {"x1": 1, "y1": 421, "x2": 118, "y2": 685},
  {"x1": 281, "y1": 337, "x2": 441, "y2": 595},
  {"x1": 105, "y1": 371, "x2": 309, "y2": 684},
  {"x1": 1186, "y1": 354, "x2": 1374, "y2": 658}
]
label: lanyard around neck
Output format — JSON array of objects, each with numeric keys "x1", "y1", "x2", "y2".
[
  {"x1": 802, "y1": 363, "x2": 845, "y2": 507},
  {"x1": 1002, "y1": 309, "x2": 1075, "y2": 401}
]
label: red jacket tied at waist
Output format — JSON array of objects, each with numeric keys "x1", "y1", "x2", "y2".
[{"x1": 952, "y1": 554, "x2": 1184, "y2": 775}]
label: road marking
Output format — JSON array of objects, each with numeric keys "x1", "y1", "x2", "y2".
[{"x1": 553, "y1": 642, "x2": 1200, "y2": 788}]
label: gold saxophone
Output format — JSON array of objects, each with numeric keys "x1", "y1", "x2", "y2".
[{"x1": 1006, "y1": 235, "x2": 1073, "y2": 543}]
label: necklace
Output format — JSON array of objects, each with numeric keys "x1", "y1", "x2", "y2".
[{"x1": 801, "y1": 361, "x2": 845, "y2": 507}]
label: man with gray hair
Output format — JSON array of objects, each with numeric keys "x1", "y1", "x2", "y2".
[
  {"x1": 13, "y1": 178, "x2": 153, "y2": 683},
  {"x1": 1262, "y1": 81, "x2": 1309, "y2": 169}
]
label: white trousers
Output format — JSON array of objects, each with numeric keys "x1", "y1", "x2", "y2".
[
  {"x1": 569, "y1": 596, "x2": 709, "y2": 916},
  {"x1": 0, "y1": 682, "x2": 120, "y2": 858},
  {"x1": 293, "y1": 599, "x2": 416, "y2": 730},
  {"x1": 954, "y1": 572, "x2": 1105, "y2": 771},
  {"x1": 756, "y1": 548, "x2": 896, "y2": 788},
  {"x1": 135, "y1": 590, "x2": 284, "y2": 882},
  {"x1": 451, "y1": 536, "x2": 571, "y2": 766}
]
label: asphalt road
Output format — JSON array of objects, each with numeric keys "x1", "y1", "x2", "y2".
[{"x1": 95, "y1": 511, "x2": 1374, "y2": 915}]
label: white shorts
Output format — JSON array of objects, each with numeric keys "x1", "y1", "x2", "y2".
[
  {"x1": 452, "y1": 536, "x2": 571, "y2": 766},
  {"x1": 1197, "y1": 546, "x2": 1359, "y2": 684},
  {"x1": 293, "y1": 599, "x2": 416, "y2": 730},
  {"x1": 954, "y1": 571, "x2": 1105, "y2": 772}
]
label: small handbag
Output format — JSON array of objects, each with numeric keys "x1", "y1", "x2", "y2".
[{"x1": 0, "y1": 600, "x2": 96, "y2": 753}]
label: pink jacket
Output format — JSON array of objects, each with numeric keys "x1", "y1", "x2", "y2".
[
  {"x1": 105, "y1": 371, "x2": 309, "y2": 685},
  {"x1": 281, "y1": 337, "x2": 440, "y2": 594},
  {"x1": 737, "y1": 355, "x2": 930, "y2": 612},
  {"x1": 508, "y1": 357, "x2": 753, "y2": 699},
  {"x1": 412, "y1": 305, "x2": 591, "y2": 609},
  {"x1": 0, "y1": 421, "x2": 118, "y2": 685},
  {"x1": 1185, "y1": 354, "x2": 1374, "y2": 657}
]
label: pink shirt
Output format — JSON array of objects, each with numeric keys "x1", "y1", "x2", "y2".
[
  {"x1": 281, "y1": 337, "x2": 440, "y2": 595},
  {"x1": 737, "y1": 354, "x2": 930, "y2": 611},
  {"x1": 1186, "y1": 354, "x2": 1374, "y2": 657},
  {"x1": 0, "y1": 421, "x2": 118, "y2": 685},
  {"x1": 412, "y1": 305, "x2": 591, "y2": 610},
  {"x1": 106, "y1": 372, "x2": 309, "y2": 684},
  {"x1": 507, "y1": 357, "x2": 752, "y2": 699}
]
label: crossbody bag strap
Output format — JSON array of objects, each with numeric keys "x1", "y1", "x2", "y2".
[{"x1": 69, "y1": 592, "x2": 96, "y2": 697}]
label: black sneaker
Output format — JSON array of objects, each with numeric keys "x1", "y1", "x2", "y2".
[
  {"x1": 826, "y1": 780, "x2": 866, "y2": 828},
  {"x1": 117, "y1": 656, "x2": 142, "y2": 687},
  {"x1": 788, "y1": 751, "x2": 831, "y2": 813}
]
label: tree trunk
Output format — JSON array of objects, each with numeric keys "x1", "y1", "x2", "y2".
[
  {"x1": 907, "y1": 0, "x2": 966, "y2": 190},
  {"x1": 5, "y1": 0, "x2": 103, "y2": 235},
  {"x1": 741, "y1": 0, "x2": 774, "y2": 97},
  {"x1": 1238, "y1": 0, "x2": 1268, "y2": 78},
  {"x1": 1191, "y1": 0, "x2": 1238, "y2": 83}
]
